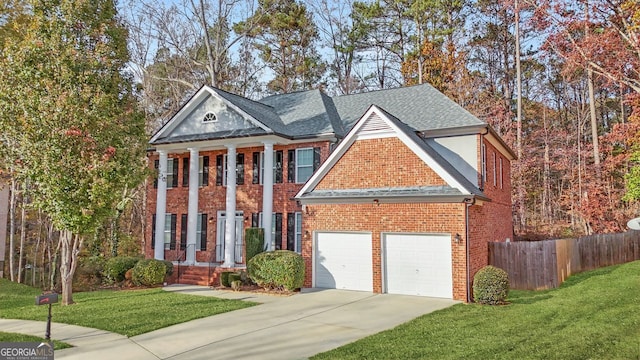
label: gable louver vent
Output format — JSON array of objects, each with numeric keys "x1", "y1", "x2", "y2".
[{"x1": 360, "y1": 113, "x2": 392, "y2": 133}]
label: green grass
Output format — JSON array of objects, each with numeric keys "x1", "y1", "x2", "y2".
[
  {"x1": 0, "y1": 331, "x2": 71, "y2": 350},
  {"x1": 0, "y1": 279, "x2": 256, "y2": 337},
  {"x1": 313, "y1": 261, "x2": 640, "y2": 360}
]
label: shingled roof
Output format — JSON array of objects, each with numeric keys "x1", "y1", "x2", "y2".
[{"x1": 151, "y1": 83, "x2": 488, "y2": 145}]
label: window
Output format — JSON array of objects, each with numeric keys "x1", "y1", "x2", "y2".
[
  {"x1": 203, "y1": 112, "x2": 217, "y2": 123},
  {"x1": 183, "y1": 156, "x2": 210, "y2": 187},
  {"x1": 163, "y1": 214, "x2": 173, "y2": 249},
  {"x1": 216, "y1": 154, "x2": 244, "y2": 185},
  {"x1": 252, "y1": 150, "x2": 283, "y2": 184},
  {"x1": 197, "y1": 213, "x2": 207, "y2": 251},
  {"x1": 481, "y1": 142, "x2": 486, "y2": 187},
  {"x1": 493, "y1": 152, "x2": 497, "y2": 187},
  {"x1": 287, "y1": 212, "x2": 302, "y2": 253},
  {"x1": 499, "y1": 157, "x2": 504, "y2": 189},
  {"x1": 253, "y1": 212, "x2": 283, "y2": 250},
  {"x1": 166, "y1": 159, "x2": 178, "y2": 188},
  {"x1": 180, "y1": 213, "x2": 208, "y2": 251},
  {"x1": 287, "y1": 147, "x2": 320, "y2": 183},
  {"x1": 154, "y1": 158, "x2": 178, "y2": 188}
]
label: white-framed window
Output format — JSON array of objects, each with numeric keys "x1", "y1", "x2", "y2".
[
  {"x1": 163, "y1": 214, "x2": 173, "y2": 249},
  {"x1": 296, "y1": 148, "x2": 314, "y2": 183},
  {"x1": 499, "y1": 157, "x2": 504, "y2": 189},
  {"x1": 481, "y1": 142, "x2": 486, "y2": 186},
  {"x1": 166, "y1": 158, "x2": 177, "y2": 188},
  {"x1": 203, "y1": 112, "x2": 217, "y2": 123},
  {"x1": 196, "y1": 213, "x2": 204, "y2": 250},
  {"x1": 198, "y1": 156, "x2": 207, "y2": 186},
  {"x1": 493, "y1": 152, "x2": 497, "y2": 187}
]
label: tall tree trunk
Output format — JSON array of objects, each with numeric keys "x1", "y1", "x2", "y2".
[
  {"x1": 59, "y1": 230, "x2": 82, "y2": 305},
  {"x1": 49, "y1": 227, "x2": 61, "y2": 291},
  {"x1": 17, "y1": 189, "x2": 26, "y2": 283},
  {"x1": 585, "y1": 1, "x2": 600, "y2": 177},
  {"x1": 515, "y1": 0, "x2": 525, "y2": 230},
  {"x1": 8, "y1": 178, "x2": 16, "y2": 281}
]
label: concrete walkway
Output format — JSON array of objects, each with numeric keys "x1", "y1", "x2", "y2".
[{"x1": 0, "y1": 286, "x2": 458, "y2": 360}]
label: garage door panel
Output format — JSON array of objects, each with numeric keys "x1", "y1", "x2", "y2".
[
  {"x1": 315, "y1": 232, "x2": 373, "y2": 292},
  {"x1": 384, "y1": 234, "x2": 453, "y2": 298}
]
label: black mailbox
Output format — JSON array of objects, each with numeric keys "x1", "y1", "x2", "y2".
[{"x1": 35, "y1": 293, "x2": 58, "y2": 305}]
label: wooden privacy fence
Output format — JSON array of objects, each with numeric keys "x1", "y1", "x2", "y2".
[{"x1": 488, "y1": 231, "x2": 640, "y2": 290}]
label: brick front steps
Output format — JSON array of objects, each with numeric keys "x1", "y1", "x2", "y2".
[{"x1": 166, "y1": 264, "x2": 246, "y2": 287}]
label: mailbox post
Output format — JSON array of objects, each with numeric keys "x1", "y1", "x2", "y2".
[{"x1": 35, "y1": 293, "x2": 58, "y2": 340}]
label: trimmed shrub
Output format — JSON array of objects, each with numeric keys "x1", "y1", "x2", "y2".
[
  {"x1": 103, "y1": 256, "x2": 140, "y2": 283},
  {"x1": 247, "y1": 250, "x2": 304, "y2": 291},
  {"x1": 473, "y1": 265, "x2": 510, "y2": 305},
  {"x1": 162, "y1": 260, "x2": 174, "y2": 276},
  {"x1": 220, "y1": 271, "x2": 234, "y2": 287},
  {"x1": 245, "y1": 228, "x2": 265, "y2": 263},
  {"x1": 131, "y1": 259, "x2": 167, "y2": 286}
]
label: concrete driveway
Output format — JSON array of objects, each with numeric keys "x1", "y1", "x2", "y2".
[{"x1": 0, "y1": 286, "x2": 458, "y2": 360}]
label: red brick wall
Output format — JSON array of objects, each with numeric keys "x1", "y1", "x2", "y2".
[
  {"x1": 301, "y1": 134, "x2": 514, "y2": 302},
  {"x1": 302, "y1": 203, "x2": 468, "y2": 301},
  {"x1": 145, "y1": 141, "x2": 332, "y2": 261},
  {"x1": 316, "y1": 137, "x2": 446, "y2": 190},
  {"x1": 466, "y1": 135, "x2": 514, "y2": 293}
]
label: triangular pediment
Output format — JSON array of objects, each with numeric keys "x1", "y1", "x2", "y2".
[
  {"x1": 150, "y1": 86, "x2": 272, "y2": 145},
  {"x1": 295, "y1": 106, "x2": 485, "y2": 203}
]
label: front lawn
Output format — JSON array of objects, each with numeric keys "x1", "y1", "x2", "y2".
[
  {"x1": 313, "y1": 261, "x2": 640, "y2": 360},
  {"x1": 0, "y1": 332, "x2": 71, "y2": 350},
  {"x1": 0, "y1": 279, "x2": 256, "y2": 337}
]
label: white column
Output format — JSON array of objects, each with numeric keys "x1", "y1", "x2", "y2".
[
  {"x1": 222, "y1": 145, "x2": 237, "y2": 267},
  {"x1": 262, "y1": 141, "x2": 274, "y2": 251},
  {"x1": 186, "y1": 148, "x2": 199, "y2": 264},
  {"x1": 154, "y1": 150, "x2": 168, "y2": 260}
]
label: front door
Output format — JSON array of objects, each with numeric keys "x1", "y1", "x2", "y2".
[{"x1": 216, "y1": 211, "x2": 244, "y2": 263}]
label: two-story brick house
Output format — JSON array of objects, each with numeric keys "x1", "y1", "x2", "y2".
[{"x1": 147, "y1": 83, "x2": 515, "y2": 302}]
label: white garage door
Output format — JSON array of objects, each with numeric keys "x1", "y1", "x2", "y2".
[
  {"x1": 384, "y1": 233, "x2": 453, "y2": 298},
  {"x1": 315, "y1": 232, "x2": 373, "y2": 292}
]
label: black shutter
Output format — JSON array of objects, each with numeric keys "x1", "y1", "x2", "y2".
[
  {"x1": 275, "y1": 150, "x2": 283, "y2": 183},
  {"x1": 151, "y1": 214, "x2": 156, "y2": 249},
  {"x1": 216, "y1": 155, "x2": 223, "y2": 185},
  {"x1": 252, "y1": 213, "x2": 259, "y2": 228},
  {"x1": 171, "y1": 159, "x2": 178, "y2": 188},
  {"x1": 200, "y1": 213, "x2": 208, "y2": 251},
  {"x1": 236, "y1": 153, "x2": 244, "y2": 185},
  {"x1": 169, "y1": 214, "x2": 177, "y2": 250},
  {"x1": 153, "y1": 160, "x2": 159, "y2": 188},
  {"x1": 180, "y1": 214, "x2": 187, "y2": 250},
  {"x1": 287, "y1": 213, "x2": 295, "y2": 251},
  {"x1": 252, "y1": 152, "x2": 260, "y2": 184},
  {"x1": 202, "y1": 156, "x2": 209, "y2": 186},
  {"x1": 182, "y1": 157, "x2": 189, "y2": 187},
  {"x1": 287, "y1": 149, "x2": 295, "y2": 183},
  {"x1": 275, "y1": 213, "x2": 283, "y2": 250},
  {"x1": 313, "y1": 147, "x2": 321, "y2": 171}
]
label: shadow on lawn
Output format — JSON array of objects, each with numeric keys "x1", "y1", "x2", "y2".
[{"x1": 508, "y1": 264, "x2": 621, "y2": 305}]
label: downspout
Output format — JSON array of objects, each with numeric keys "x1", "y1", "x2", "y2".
[{"x1": 464, "y1": 197, "x2": 476, "y2": 303}]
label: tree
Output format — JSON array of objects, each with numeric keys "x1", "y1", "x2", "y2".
[
  {"x1": 123, "y1": 0, "x2": 255, "y2": 131},
  {"x1": 237, "y1": 0, "x2": 325, "y2": 93},
  {"x1": 0, "y1": 0, "x2": 147, "y2": 304}
]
